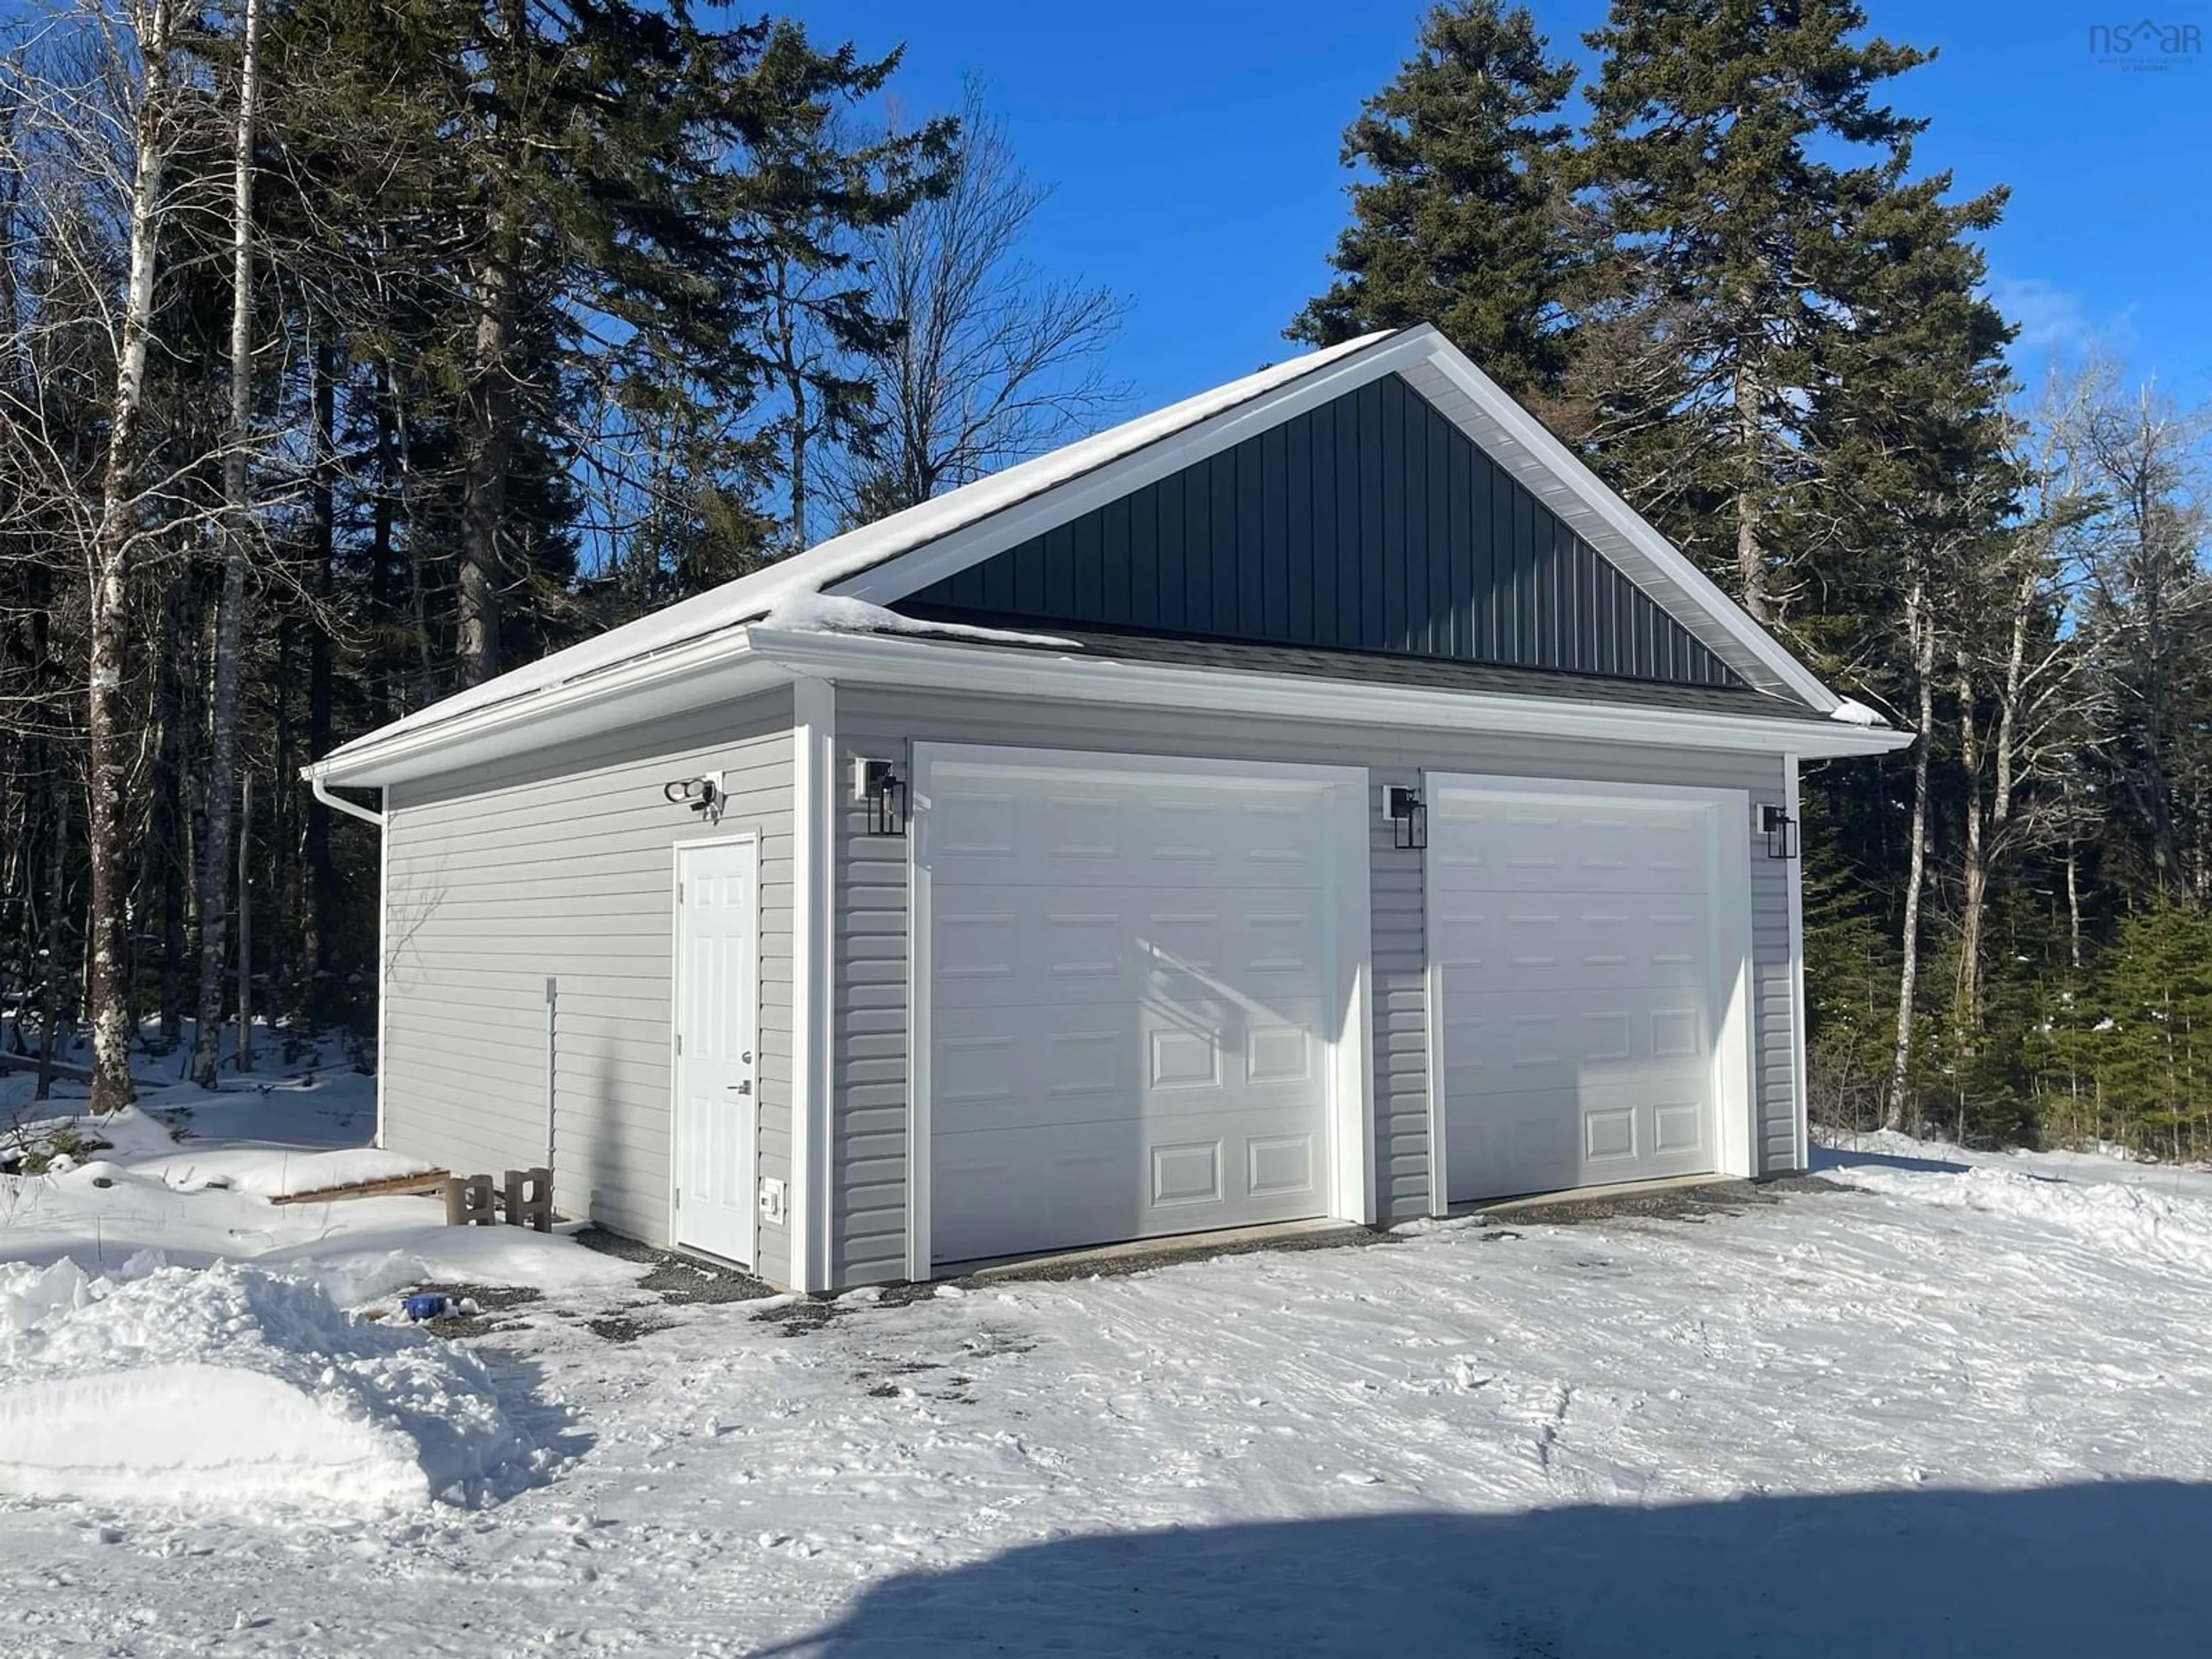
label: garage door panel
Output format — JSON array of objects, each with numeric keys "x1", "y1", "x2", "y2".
[
  {"x1": 1433, "y1": 783, "x2": 1722, "y2": 1205},
  {"x1": 1434, "y1": 987, "x2": 1711, "y2": 1086},
  {"x1": 923, "y1": 753, "x2": 1342, "y2": 1266},
  {"x1": 1434, "y1": 804, "x2": 1707, "y2": 894},
  {"x1": 931, "y1": 1104, "x2": 1324, "y2": 1264},
  {"x1": 929, "y1": 774, "x2": 1328, "y2": 890},
  {"x1": 931, "y1": 888, "x2": 1328, "y2": 1010},
  {"x1": 931, "y1": 998, "x2": 1330, "y2": 1135},
  {"x1": 1444, "y1": 1080, "x2": 1715, "y2": 1199},
  {"x1": 1431, "y1": 896, "x2": 1708, "y2": 995}
]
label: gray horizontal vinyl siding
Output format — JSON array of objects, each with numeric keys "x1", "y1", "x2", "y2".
[
  {"x1": 831, "y1": 687, "x2": 1798, "y2": 1285},
  {"x1": 382, "y1": 688, "x2": 795, "y2": 1277}
]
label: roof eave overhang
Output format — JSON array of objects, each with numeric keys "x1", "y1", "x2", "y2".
[
  {"x1": 745, "y1": 628, "x2": 1912, "y2": 760},
  {"x1": 303, "y1": 626, "x2": 789, "y2": 789}
]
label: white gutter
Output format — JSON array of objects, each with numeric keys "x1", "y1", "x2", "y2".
[
  {"x1": 309, "y1": 772, "x2": 387, "y2": 828},
  {"x1": 305, "y1": 613, "x2": 1908, "y2": 790},
  {"x1": 305, "y1": 628, "x2": 789, "y2": 789},
  {"x1": 744, "y1": 627, "x2": 1913, "y2": 762}
]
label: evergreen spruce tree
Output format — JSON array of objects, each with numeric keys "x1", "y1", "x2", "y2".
[
  {"x1": 1799, "y1": 138, "x2": 2014, "y2": 1135},
  {"x1": 1576, "y1": 0, "x2": 1948, "y2": 623},
  {"x1": 1289, "y1": 0, "x2": 1577, "y2": 398}
]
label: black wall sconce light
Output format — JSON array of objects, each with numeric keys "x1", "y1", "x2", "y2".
[
  {"x1": 1759, "y1": 802, "x2": 1799, "y2": 861},
  {"x1": 855, "y1": 757, "x2": 907, "y2": 838},
  {"x1": 1385, "y1": 783, "x2": 1427, "y2": 852},
  {"x1": 662, "y1": 772, "x2": 726, "y2": 824}
]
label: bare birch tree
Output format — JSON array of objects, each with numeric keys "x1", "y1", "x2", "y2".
[
  {"x1": 840, "y1": 81, "x2": 1124, "y2": 521},
  {"x1": 191, "y1": 0, "x2": 261, "y2": 1085},
  {"x1": 1884, "y1": 560, "x2": 1938, "y2": 1134},
  {"x1": 1948, "y1": 374, "x2": 2092, "y2": 1035},
  {"x1": 0, "y1": 0, "x2": 247, "y2": 1108},
  {"x1": 79, "y1": 0, "x2": 178, "y2": 1112}
]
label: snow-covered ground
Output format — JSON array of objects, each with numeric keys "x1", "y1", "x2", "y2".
[{"x1": 5, "y1": 1113, "x2": 2212, "y2": 1654}]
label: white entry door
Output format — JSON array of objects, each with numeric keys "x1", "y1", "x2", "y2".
[
  {"x1": 915, "y1": 748, "x2": 1367, "y2": 1269},
  {"x1": 673, "y1": 837, "x2": 759, "y2": 1265},
  {"x1": 1429, "y1": 778, "x2": 1748, "y2": 1206}
]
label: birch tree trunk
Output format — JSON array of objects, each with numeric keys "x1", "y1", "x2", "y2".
[
  {"x1": 35, "y1": 783, "x2": 66, "y2": 1103},
  {"x1": 1884, "y1": 573, "x2": 1937, "y2": 1135},
  {"x1": 2065, "y1": 827, "x2": 2083, "y2": 971},
  {"x1": 236, "y1": 770, "x2": 253, "y2": 1072},
  {"x1": 85, "y1": 0, "x2": 177, "y2": 1114},
  {"x1": 456, "y1": 0, "x2": 524, "y2": 688},
  {"x1": 458, "y1": 231, "x2": 513, "y2": 687},
  {"x1": 1733, "y1": 354, "x2": 1769, "y2": 623},
  {"x1": 191, "y1": 0, "x2": 261, "y2": 1087},
  {"x1": 1956, "y1": 656, "x2": 1986, "y2": 1039}
]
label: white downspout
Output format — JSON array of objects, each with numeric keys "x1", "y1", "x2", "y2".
[
  {"x1": 308, "y1": 771, "x2": 387, "y2": 828},
  {"x1": 304, "y1": 768, "x2": 388, "y2": 1148}
]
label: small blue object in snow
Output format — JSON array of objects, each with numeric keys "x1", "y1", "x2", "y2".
[{"x1": 404, "y1": 1293, "x2": 456, "y2": 1321}]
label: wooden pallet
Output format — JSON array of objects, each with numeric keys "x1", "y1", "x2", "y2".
[{"x1": 269, "y1": 1169, "x2": 450, "y2": 1206}]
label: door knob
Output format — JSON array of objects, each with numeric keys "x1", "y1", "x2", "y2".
[{"x1": 728, "y1": 1080, "x2": 752, "y2": 1095}]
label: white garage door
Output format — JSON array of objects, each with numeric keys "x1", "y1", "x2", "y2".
[
  {"x1": 917, "y1": 751, "x2": 1349, "y2": 1266},
  {"x1": 1430, "y1": 780, "x2": 1738, "y2": 1205}
]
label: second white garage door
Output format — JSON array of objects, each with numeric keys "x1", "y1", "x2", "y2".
[
  {"x1": 914, "y1": 748, "x2": 1365, "y2": 1268},
  {"x1": 1429, "y1": 777, "x2": 1750, "y2": 1206}
]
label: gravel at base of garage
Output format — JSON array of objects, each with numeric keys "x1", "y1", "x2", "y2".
[{"x1": 562, "y1": 1175, "x2": 1850, "y2": 1323}]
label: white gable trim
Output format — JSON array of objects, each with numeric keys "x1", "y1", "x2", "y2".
[
  {"x1": 838, "y1": 325, "x2": 1839, "y2": 713},
  {"x1": 1405, "y1": 339, "x2": 1836, "y2": 709}
]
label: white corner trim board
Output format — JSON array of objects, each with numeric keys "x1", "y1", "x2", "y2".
[
  {"x1": 1785, "y1": 753, "x2": 1811, "y2": 1172},
  {"x1": 789, "y1": 675, "x2": 836, "y2": 1293}
]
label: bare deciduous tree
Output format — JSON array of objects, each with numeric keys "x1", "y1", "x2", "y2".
[
  {"x1": 840, "y1": 81, "x2": 1126, "y2": 522},
  {"x1": 71, "y1": 0, "x2": 177, "y2": 1111},
  {"x1": 191, "y1": 0, "x2": 262, "y2": 1086}
]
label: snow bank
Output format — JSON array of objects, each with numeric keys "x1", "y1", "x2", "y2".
[
  {"x1": 0, "y1": 1260, "x2": 537, "y2": 1512},
  {"x1": 1829, "y1": 1159, "x2": 2212, "y2": 1279}
]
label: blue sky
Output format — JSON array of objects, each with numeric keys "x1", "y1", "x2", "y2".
[{"x1": 800, "y1": 0, "x2": 2209, "y2": 411}]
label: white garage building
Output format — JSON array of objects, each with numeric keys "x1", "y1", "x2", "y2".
[{"x1": 306, "y1": 325, "x2": 1908, "y2": 1291}]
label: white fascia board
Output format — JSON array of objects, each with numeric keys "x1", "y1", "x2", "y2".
[
  {"x1": 833, "y1": 332, "x2": 1440, "y2": 607},
  {"x1": 745, "y1": 628, "x2": 1912, "y2": 761},
  {"x1": 1413, "y1": 339, "x2": 1843, "y2": 713},
  {"x1": 304, "y1": 630, "x2": 790, "y2": 788}
]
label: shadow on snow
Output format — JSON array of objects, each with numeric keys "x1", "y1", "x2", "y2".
[
  {"x1": 1811, "y1": 1141, "x2": 1974, "y2": 1176},
  {"x1": 764, "y1": 1480, "x2": 2212, "y2": 1657}
]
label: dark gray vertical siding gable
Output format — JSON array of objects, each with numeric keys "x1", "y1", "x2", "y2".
[
  {"x1": 906, "y1": 374, "x2": 1738, "y2": 689},
  {"x1": 828, "y1": 686, "x2": 1801, "y2": 1287}
]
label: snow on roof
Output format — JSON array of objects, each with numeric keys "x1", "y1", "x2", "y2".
[{"x1": 325, "y1": 331, "x2": 1393, "y2": 761}]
